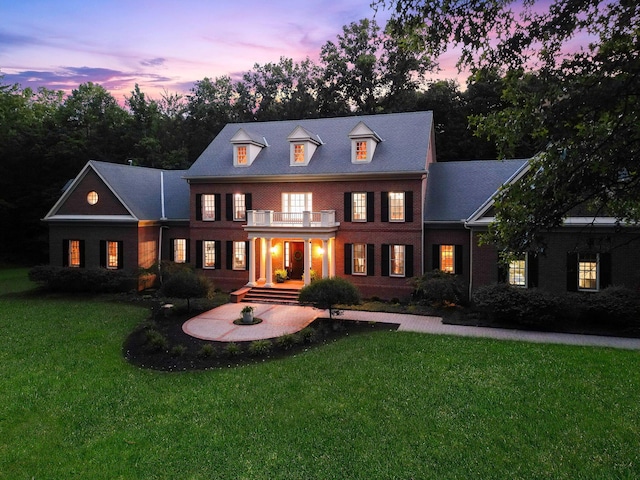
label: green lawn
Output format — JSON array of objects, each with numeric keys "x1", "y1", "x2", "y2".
[{"x1": 1, "y1": 269, "x2": 639, "y2": 479}]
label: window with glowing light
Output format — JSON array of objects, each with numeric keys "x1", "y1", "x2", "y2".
[
  {"x1": 203, "y1": 241, "x2": 216, "y2": 269},
  {"x1": 201, "y1": 194, "x2": 216, "y2": 221},
  {"x1": 68, "y1": 240, "x2": 81, "y2": 267},
  {"x1": 233, "y1": 194, "x2": 246, "y2": 221},
  {"x1": 233, "y1": 241, "x2": 246, "y2": 270},
  {"x1": 355, "y1": 141, "x2": 367, "y2": 161},
  {"x1": 236, "y1": 145, "x2": 247, "y2": 165},
  {"x1": 508, "y1": 256, "x2": 527, "y2": 287},
  {"x1": 440, "y1": 245, "x2": 454, "y2": 273},
  {"x1": 87, "y1": 191, "x2": 98, "y2": 205},
  {"x1": 293, "y1": 144, "x2": 305, "y2": 163},
  {"x1": 353, "y1": 243, "x2": 366, "y2": 275},
  {"x1": 173, "y1": 239, "x2": 187, "y2": 264},
  {"x1": 390, "y1": 244, "x2": 405, "y2": 277},
  {"x1": 107, "y1": 241, "x2": 119, "y2": 270},
  {"x1": 578, "y1": 253, "x2": 599, "y2": 291},
  {"x1": 352, "y1": 192, "x2": 366, "y2": 221},
  {"x1": 389, "y1": 192, "x2": 405, "y2": 221}
]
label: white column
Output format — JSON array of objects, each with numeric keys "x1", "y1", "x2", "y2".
[
  {"x1": 247, "y1": 237, "x2": 256, "y2": 286},
  {"x1": 265, "y1": 238, "x2": 273, "y2": 287},
  {"x1": 329, "y1": 237, "x2": 336, "y2": 277},
  {"x1": 259, "y1": 238, "x2": 266, "y2": 283},
  {"x1": 322, "y1": 239, "x2": 329, "y2": 278},
  {"x1": 303, "y1": 238, "x2": 311, "y2": 285}
]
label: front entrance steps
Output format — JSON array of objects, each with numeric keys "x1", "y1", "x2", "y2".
[{"x1": 241, "y1": 286, "x2": 300, "y2": 305}]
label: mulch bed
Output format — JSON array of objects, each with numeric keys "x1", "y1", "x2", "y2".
[{"x1": 123, "y1": 311, "x2": 399, "y2": 372}]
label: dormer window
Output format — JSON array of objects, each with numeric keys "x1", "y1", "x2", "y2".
[
  {"x1": 288, "y1": 126, "x2": 322, "y2": 166},
  {"x1": 230, "y1": 128, "x2": 266, "y2": 167},
  {"x1": 349, "y1": 121, "x2": 382, "y2": 164}
]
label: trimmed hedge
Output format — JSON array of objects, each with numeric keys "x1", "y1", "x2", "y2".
[
  {"x1": 411, "y1": 270, "x2": 466, "y2": 306},
  {"x1": 28, "y1": 265, "x2": 137, "y2": 293},
  {"x1": 473, "y1": 283, "x2": 640, "y2": 329}
]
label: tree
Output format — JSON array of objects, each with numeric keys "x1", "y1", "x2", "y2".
[
  {"x1": 159, "y1": 268, "x2": 211, "y2": 312},
  {"x1": 377, "y1": 0, "x2": 640, "y2": 252},
  {"x1": 298, "y1": 277, "x2": 361, "y2": 320}
]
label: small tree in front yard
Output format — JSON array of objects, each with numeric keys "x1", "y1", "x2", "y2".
[
  {"x1": 298, "y1": 277, "x2": 361, "y2": 320},
  {"x1": 158, "y1": 269, "x2": 211, "y2": 312}
]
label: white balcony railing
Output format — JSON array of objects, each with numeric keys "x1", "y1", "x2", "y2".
[{"x1": 246, "y1": 210, "x2": 338, "y2": 228}]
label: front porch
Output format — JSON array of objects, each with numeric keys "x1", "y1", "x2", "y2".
[{"x1": 230, "y1": 279, "x2": 304, "y2": 304}]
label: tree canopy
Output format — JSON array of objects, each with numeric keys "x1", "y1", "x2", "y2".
[{"x1": 377, "y1": 0, "x2": 640, "y2": 252}]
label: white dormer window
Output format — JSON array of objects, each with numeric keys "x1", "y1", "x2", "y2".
[
  {"x1": 349, "y1": 121, "x2": 382, "y2": 164},
  {"x1": 288, "y1": 126, "x2": 322, "y2": 166},
  {"x1": 230, "y1": 128, "x2": 266, "y2": 167}
]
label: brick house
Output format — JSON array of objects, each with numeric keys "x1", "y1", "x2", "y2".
[{"x1": 44, "y1": 111, "x2": 640, "y2": 299}]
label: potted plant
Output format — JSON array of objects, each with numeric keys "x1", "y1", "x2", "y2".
[
  {"x1": 241, "y1": 305, "x2": 254, "y2": 324},
  {"x1": 274, "y1": 268, "x2": 288, "y2": 283}
]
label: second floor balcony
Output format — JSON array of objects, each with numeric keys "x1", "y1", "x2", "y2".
[{"x1": 246, "y1": 210, "x2": 339, "y2": 228}]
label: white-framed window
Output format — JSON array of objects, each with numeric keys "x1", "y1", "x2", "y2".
[
  {"x1": 233, "y1": 193, "x2": 246, "y2": 221},
  {"x1": 389, "y1": 192, "x2": 405, "y2": 222},
  {"x1": 284, "y1": 241, "x2": 291, "y2": 269},
  {"x1": 87, "y1": 191, "x2": 98, "y2": 205},
  {"x1": 282, "y1": 193, "x2": 312, "y2": 213},
  {"x1": 353, "y1": 243, "x2": 366, "y2": 275},
  {"x1": 68, "y1": 240, "x2": 81, "y2": 267},
  {"x1": 173, "y1": 239, "x2": 187, "y2": 264},
  {"x1": 352, "y1": 192, "x2": 367, "y2": 222},
  {"x1": 355, "y1": 141, "x2": 368, "y2": 161},
  {"x1": 203, "y1": 241, "x2": 216, "y2": 269},
  {"x1": 578, "y1": 253, "x2": 599, "y2": 291},
  {"x1": 440, "y1": 245, "x2": 455, "y2": 273},
  {"x1": 201, "y1": 194, "x2": 216, "y2": 221},
  {"x1": 293, "y1": 144, "x2": 305, "y2": 163},
  {"x1": 236, "y1": 145, "x2": 247, "y2": 165},
  {"x1": 107, "y1": 241, "x2": 119, "y2": 270},
  {"x1": 233, "y1": 241, "x2": 246, "y2": 270},
  {"x1": 391, "y1": 244, "x2": 405, "y2": 277},
  {"x1": 508, "y1": 255, "x2": 527, "y2": 287}
]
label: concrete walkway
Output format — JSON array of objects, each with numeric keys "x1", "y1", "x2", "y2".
[{"x1": 182, "y1": 303, "x2": 640, "y2": 350}]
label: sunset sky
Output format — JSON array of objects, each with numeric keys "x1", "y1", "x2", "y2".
[{"x1": 1, "y1": 0, "x2": 406, "y2": 101}]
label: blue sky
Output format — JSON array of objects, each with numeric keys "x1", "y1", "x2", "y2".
[{"x1": 1, "y1": 0, "x2": 401, "y2": 100}]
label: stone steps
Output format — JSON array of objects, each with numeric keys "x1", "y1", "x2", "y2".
[{"x1": 242, "y1": 287, "x2": 300, "y2": 305}]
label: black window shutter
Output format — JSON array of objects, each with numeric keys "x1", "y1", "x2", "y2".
[
  {"x1": 185, "y1": 240, "x2": 191, "y2": 263},
  {"x1": 381, "y1": 192, "x2": 389, "y2": 222},
  {"x1": 406, "y1": 244, "x2": 414, "y2": 278},
  {"x1": 214, "y1": 241, "x2": 222, "y2": 269},
  {"x1": 169, "y1": 238, "x2": 175, "y2": 262},
  {"x1": 344, "y1": 243, "x2": 353, "y2": 274},
  {"x1": 62, "y1": 239, "x2": 69, "y2": 267},
  {"x1": 215, "y1": 194, "x2": 221, "y2": 221},
  {"x1": 381, "y1": 244, "x2": 390, "y2": 277},
  {"x1": 99, "y1": 240, "x2": 106, "y2": 268},
  {"x1": 245, "y1": 193, "x2": 252, "y2": 212},
  {"x1": 79, "y1": 240, "x2": 85, "y2": 268},
  {"x1": 226, "y1": 193, "x2": 233, "y2": 220},
  {"x1": 245, "y1": 241, "x2": 250, "y2": 270},
  {"x1": 528, "y1": 254, "x2": 539, "y2": 288},
  {"x1": 600, "y1": 252, "x2": 612, "y2": 289},
  {"x1": 195, "y1": 240, "x2": 203, "y2": 268},
  {"x1": 432, "y1": 244, "x2": 440, "y2": 270},
  {"x1": 366, "y1": 192, "x2": 374, "y2": 222},
  {"x1": 566, "y1": 253, "x2": 578, "y2": 292},
  {"x1": 454, "y1": 245, "x2": 463, "y2": 275},
  {"x1": 196, "y1": 194, "x2": 202, "y2": 221},
  {"x1": 344, "y1": 192, "x2": 352, "y2": 222},
  {"x1": 405, "y1": 191, "x2": 413, "y2": 222},
  {"x1": 366, "y1": 244, "x2": 375, "y2": 276},
  {"x1": 117, "y1": 241, "x2": 124, "y2": 269},
  {"x1": 497, "y1": 263, "x2": 507, "y2": 283},
  {"x1": 226, "y1": 241, "x2": 233, "y2": 269}
]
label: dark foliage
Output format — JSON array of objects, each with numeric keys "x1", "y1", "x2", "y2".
[
  {"x1": 298, "y1": 277, "x2": 361, "y2": 319},
  {"x1": 28, "y1": 265, "x2": 136, "y2": 293},
  {"x1": 411, "y1": 270, "x2": 466, "y2": 306}
]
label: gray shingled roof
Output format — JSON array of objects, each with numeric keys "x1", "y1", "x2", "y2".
[
  {"x1": 90, "y1": 161, "x2": 189, "y2": 220},
  {"x1": 185, "y1": 111, "x2": 434, "y2": 178},
  {"x1": 424, "y1": 159, "x2": 528, "y2": 222}
]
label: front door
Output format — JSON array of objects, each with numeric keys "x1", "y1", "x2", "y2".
[{"x1": 289, "y1": 242, "x2": 304, "y2": 279}]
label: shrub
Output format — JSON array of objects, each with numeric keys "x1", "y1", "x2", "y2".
[
  {"x1": 170, "y1": 344, "x2": 187, "y2": 357},
  {"x1": 197, "y1": 343, "x2": 216, "y2": 358},
  {"x1": 248, "y1": 339, "x2": 273, "y2": 356},
  {"x1": 145, "y1": 329, "x2": 168, "y2": 352},
  {"x1": 28, "y1": 266, "x2": 136, "y2": 293},
  {"x1": 159, "y1": 269, "x2": 212, "y2": 311},
  {"x1": 224, "y1": 342, "x2": 242, "y2": 357},
  {"x1": 275, "y1": 333, "x2": 300, "y2": 350},
  {"x1": 472, "y1": 283, "x2": 559, "y2": 326},
  {"x1": 411, "y1": 270, "x2": 466, "y2": 306},
  {"x1": 299, "y1": 326, "x2": 317, "y2": 343},
  {"x1": 583, "y1": 286, "x2": 640, "y2": 327}
]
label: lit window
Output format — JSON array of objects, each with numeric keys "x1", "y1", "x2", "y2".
[
  {"x1": 282, "y1": 193, "x2": 312, "y2": 213},
  {"x1": 233, "y1": 241, "x2": 246, "y2": 270},
  {"x1": 391, "y1": 245, "x2": 405, "y2": 277},
  {"x1": 87, "y1": 191, "x2": 98, "y2": 205},
  {"x1": 234, "y1": 194, "x2": 246, "y2": 221},
  {"x1": 203, "y1": 241, "x2": 216, "y2": 269},
  {"x1": 107, "y1": 241, "x2": 119, "y2": 270},
  {"x1": 440, "y1": 245, "x2": 454, "y2": 273},
  {"x1": 294, "y1": 144, "x2": 305, "y2": 163},
  {"x1": 389, "y1": 192, "x2": 405, "y2": 221},
  {"x1": 284, "y1": 242, "x2": 290, "y2": 268},
  {"x1": 173, "y1": 239, "x2": 187, "y2": 264},
  {"x1": 69, "y1": 240, "x2": 81, "y2": 267},
  {"x1": 201, "y1": 194, "x2": 216, "y2": 221},
  {"x1": 353, "y1": 243, "x2": 366, "y2": 275},
  {"x1": 356, "y1": 141, "x2": 367, "y2": 161},
  {"x1": 352, "y1": 192, "x2": 366, "y2": 221},
  {"x1": 508, "y1": 256, "x2": 527, "y2": 287},
  {"x1": 578, "y1": 253, "x2": 599, "y2": 291},
  {"x1": 236, "y1": 146, "x2": 247, "y2": 165}
]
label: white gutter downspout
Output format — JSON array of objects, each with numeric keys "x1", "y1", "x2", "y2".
[{"x1": 158, "y1": 171, "x2": 168, "y2": 282}]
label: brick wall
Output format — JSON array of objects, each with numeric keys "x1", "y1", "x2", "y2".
[{"x1": 57, "y1": 169, "x2": 130, "y2": 216}]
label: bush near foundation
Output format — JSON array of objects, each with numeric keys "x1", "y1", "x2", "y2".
[
  {"x1": 411, "y1": 270, "x2": 466, "y2": 306},
  {"x1": 28, "y1": 265, "x2": 136, "y2": 293}
]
